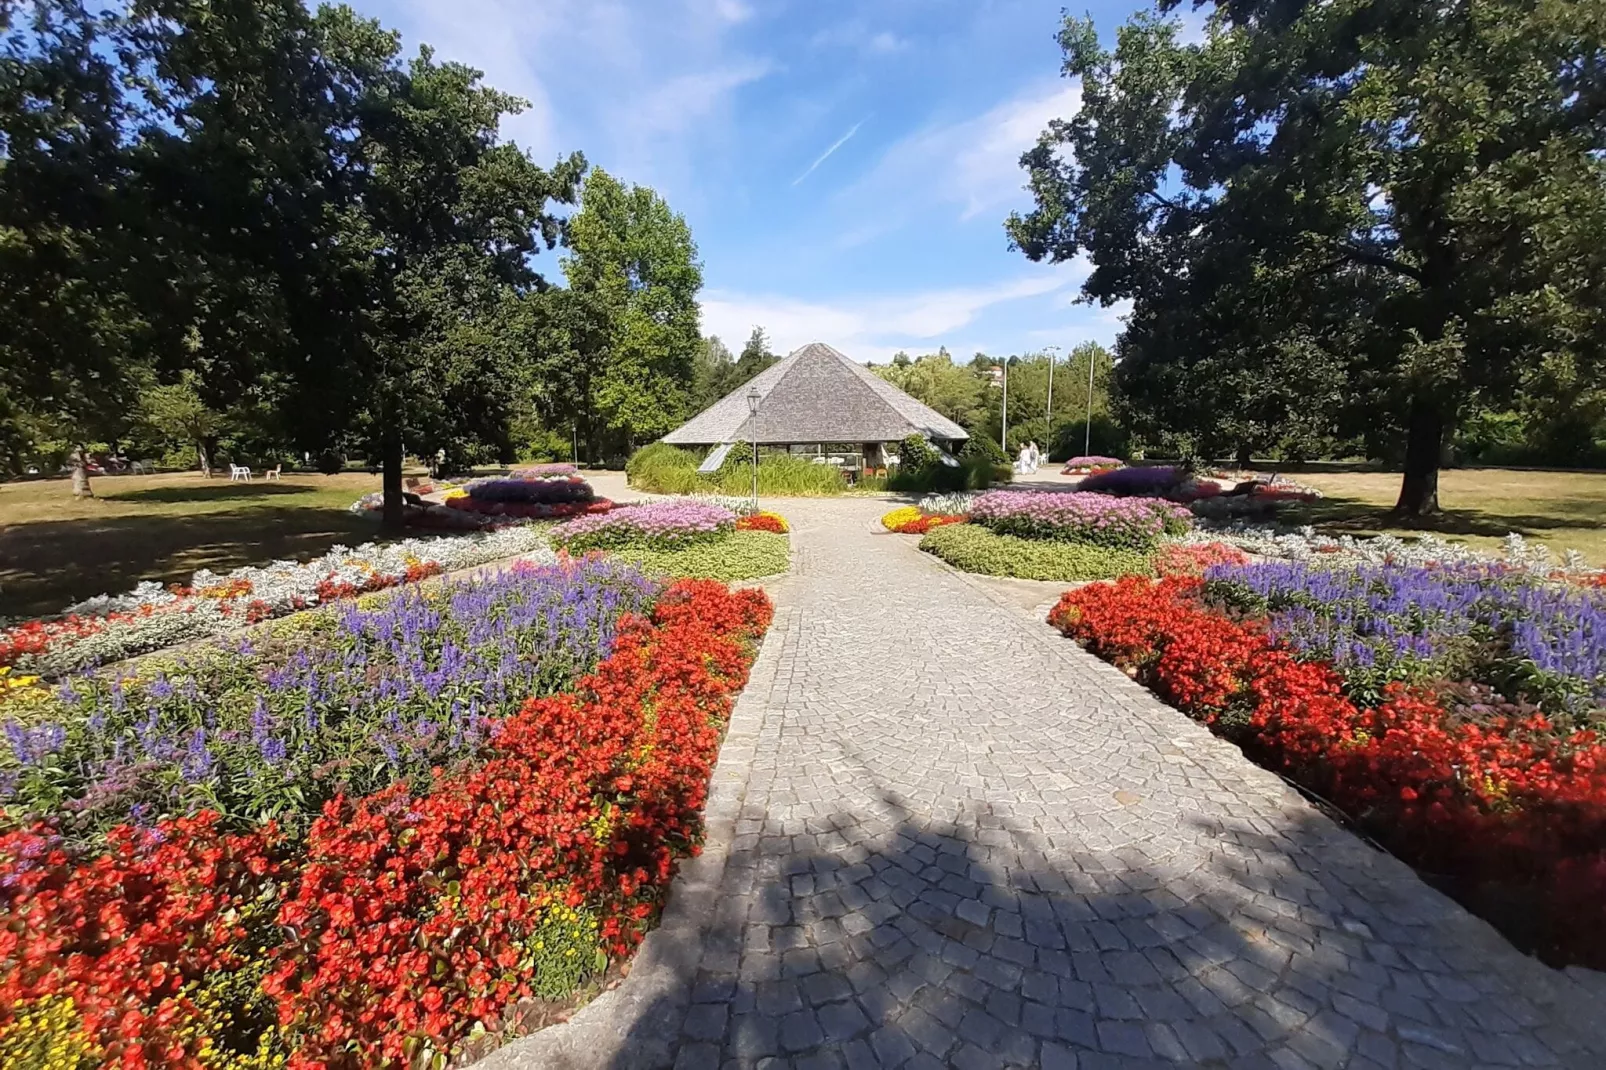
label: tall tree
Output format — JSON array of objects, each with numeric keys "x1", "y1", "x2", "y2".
[
  {"x1": 0, "y1": 0, "x2": 151, "y2": 496},
  {"x1": 551, "y1": 168, "x2": 703, "y2": 459},
  {"x1": 1008, "y1": 0, "x2": 1606, "y2": 514}
]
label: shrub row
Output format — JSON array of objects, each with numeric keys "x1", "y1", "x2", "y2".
[
  {"x1": 627, "y1": 443, "x2": 849, "y2": 496},
  {"x1": 918, "y1": 524, "x2": 1153, "y2": 582}
]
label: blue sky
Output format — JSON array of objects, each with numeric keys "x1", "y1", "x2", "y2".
[{"x1": 351, "y1": 0, "x2": 1179, "y2": 363}]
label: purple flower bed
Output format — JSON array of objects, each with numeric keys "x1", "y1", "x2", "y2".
[
  {"x1": 968, "y1": 490, "x2": 1192, "y2": 551},
  {"x1": 1063, "y1": 455, "x2": 1123, "y2": 468},
  {"x1": 1076, "y1": 464, "x2": 1186, "y2": 495},
  {"x1": 0, "y1": 558, "x2": 659, "y2": 846},
  {"x1": 1203, "y1": 560, "x2": 1606, "y2": 723},
  {"x1": 465, "y1": 472, "x2": 594, "y2": 504},
  {"x1": 550, "y1": 500, "x2": 737, "y2": 552}
]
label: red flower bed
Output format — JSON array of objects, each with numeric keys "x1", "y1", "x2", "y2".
[
  {"x1": 0, "y1": 580, "x2": 773, "y2": 1067},
  {"x1": 735, "y1": 511, "x2": 789, "y2": 534},
  {"x1": 1048, "y1": 577, "x2": 1606, "y2": 967}
]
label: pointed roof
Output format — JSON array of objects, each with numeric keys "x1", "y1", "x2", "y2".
[{"x1": 662, "y1": 342, "x2": 970, "y2": 446}]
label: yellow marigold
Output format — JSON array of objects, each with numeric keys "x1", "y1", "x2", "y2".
[
  {"x1": 881, "y1": 506, "x2": 921, "y2": 531},
  {"x1": 0, "y1": 995, "x2": 102, "y2": 1070}
]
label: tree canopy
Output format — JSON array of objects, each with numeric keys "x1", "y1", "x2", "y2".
[{"x1": 1008, "y1": 0, "x2": 1606, "y2": 513}]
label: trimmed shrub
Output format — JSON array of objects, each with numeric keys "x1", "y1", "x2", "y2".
[
  {"x1": 918, "y1": 523, "x2": 1152, "y2": 581},
  {"x1": 608, "y1": 531, "x2": 790, "y2": 581}
]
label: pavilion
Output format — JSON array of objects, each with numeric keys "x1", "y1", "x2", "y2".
[{"x1": 661, "y1": 342, "x2": 968, "y2": 473}]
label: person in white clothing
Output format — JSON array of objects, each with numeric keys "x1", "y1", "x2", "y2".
[
  {"x1": 1027, "y1": 440, "x2": 1041, "y2": 473},
  {"x1": 1016, "y1": 442, "x2": 1031, "y2": 474}
]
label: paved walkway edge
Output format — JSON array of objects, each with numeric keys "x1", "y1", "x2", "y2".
[{"x1": 474, "y1": 605, "x2": 799, "y2": 1070}]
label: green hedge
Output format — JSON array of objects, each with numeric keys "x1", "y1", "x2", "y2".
[
  {"x1": 627, "y1": 443, "x2": 849, "y2": 496},
  {"x1": 917, "y1": 523, "x2": 1152, "y2": 582},
  {"x1": 607, "y1": 530, "x2": 790, "y2": 581}
]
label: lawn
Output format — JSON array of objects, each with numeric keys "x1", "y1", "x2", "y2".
[
  {"x1": 0, "y1": 471, "x2": 388, "y2": 618},
  {"x1": 1282, "y1": 467, "x2": 1606, "y2": 564}
]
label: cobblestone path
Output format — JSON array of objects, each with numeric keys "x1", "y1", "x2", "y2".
[{"x1": 482, "y1": 497, "x2": 1606, "y2": 1070}]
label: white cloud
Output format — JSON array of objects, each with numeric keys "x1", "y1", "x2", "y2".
[
  {"x1": 792, "y1": 118, "x2": 866, "y2": 186},
  {"x1": 834, "y1": 80, "x2": 1080, "y2": 238},
  {"x1": 810, "y1": 21, "x2": 908, "y2": 56},
  {"x1": 699, "y1": 263, "x2": 1090, "y2": 363},
  {"x1": 385, "y1": 0, "x2": 768, "y2": 195}
]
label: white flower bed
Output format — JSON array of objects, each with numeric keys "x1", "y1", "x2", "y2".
[
  {"x1": 12, "y1": 527, "x2": 556, "y2": 677},
  {"x1": 917, "y1": 492, "x2": 979, "y2": 516},
  {"x1": 1185, "y1": 522, "x2": 1597, "y2": 575}
]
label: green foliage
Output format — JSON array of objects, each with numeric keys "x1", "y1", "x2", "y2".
[
  {"x1": 870, "y1": 348, "x2": 986, "y2": 428},
  {"x1": 887, "y1": 434, "x2": 998, "y2": 492},
  {"x1": 1008, "y1": 0, "x2": 1606, "y2": 514},
  {"x1": 960, "y1": 435, "x2": 1009, "y2": 467},
  {"x1": 608, "y1": 531, "x2": 790, "y2": 581},
  {"x1": 539, "y1": 169, "x2": 704, "y2": 461},
  {"x1": 627, "y1": 442, "x2": 850, "y2": 496},
  {"x1": 522, "y1": 899, "x2": 607, "y2": 1002},
  {"x1": 1048, "y1": 415, "x2": 1129, "y2": 464},
  {"x1": 141, "y1": 371, "x2": 224, "y2": 473},
  {"x1": 918, "y1": 524, "x2": 1153, "y2": 582}
]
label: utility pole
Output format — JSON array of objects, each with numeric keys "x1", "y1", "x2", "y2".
[
  {"x1": 1044, "y1": 345, "x2": 1059, "y2": 428},
  {"x1": 1085, "y1": 346, "x2": 1097, "y2": 457},
  {"x1": 1000, "y1": 360, "x2": 1009, "y2": 453}
]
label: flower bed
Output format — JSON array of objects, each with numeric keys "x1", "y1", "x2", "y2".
[
  {"x1": 1061, "y1": 455, "x2": 1123, "y2": 474},
  {"x1": 917, "y1": 491, "x2": 977, "y2": 516},
  {"x1": 967, "y1": 490, "x2": 1191, "y2": 551},
  {"x1": 1, "y1": 528, "x2": 558, "y2": 678},
  {"x1": 3, "y1": 559, "x2": 656, "y2": 847},
  {"x1": 919, "y1": 523, "x2": 1152, "y2": 582},
  {"x1": 1048, "y1": 573, "x2": 1606, "y2": 966},
  {"x1": 0, "y1": 576, "x2": 774, "y2": 1066},
  {"x1": 550, "y1": 501, "x2": 737, "y2": 553},
  {"x1": 736, "y1": 511, "x2": 789, "y2": 534},
  {"x1": 607, "y1": 532, "x2": 791, "y2": 583}
]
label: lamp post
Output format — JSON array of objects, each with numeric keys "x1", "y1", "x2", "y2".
[
  {"x1": 1043, "y1": 344, "x2": 1059, "y2": 429},
  {"x1": 746, "y1": 386, "x2": 761, "y2": 511},
  {"x1": 1085, "y1": 346, "x2": 1097, "y2": 457},
  {"x1": 1000, "y1": 360, "x2": 1009, "y2": 453}
]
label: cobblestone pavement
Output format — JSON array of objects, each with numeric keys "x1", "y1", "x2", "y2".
[{"x1": 481, "y1": 497, "x2": 1606, "y2": 1070}]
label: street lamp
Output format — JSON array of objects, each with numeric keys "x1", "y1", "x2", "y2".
[
  {"x1": 1043, "y1": 345, "x2": 1060, "y2": 429},
  {"x1": 746, "y1": 386, "x2": 761, "y2": 511}
]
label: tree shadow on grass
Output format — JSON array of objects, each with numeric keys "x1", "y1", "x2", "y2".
[
  {"x1": 0, "y1": 508, "x2": 383, "y2": 616},
  {"x1": 500, "y1": 780, "x2": 1606, "y2": 1070},
  {"x1": 103, "y1": 481, "x2": 309, "y2": 504},
  {"x1": 1290, "y1": 495, "x2": 1588, "y2": 541}
]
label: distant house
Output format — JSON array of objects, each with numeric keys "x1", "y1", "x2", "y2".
[{"x1": 662, "y1": 342, "x2": 968, "y2": 474}]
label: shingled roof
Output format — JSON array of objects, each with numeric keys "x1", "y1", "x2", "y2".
[{"x1": 662, "y1": 342, "x2": 970, "y2": 446}]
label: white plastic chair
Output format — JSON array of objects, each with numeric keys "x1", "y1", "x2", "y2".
[
  {"x1": 230, "y1": 465, "x2": 252, "y2": 481},
  {"x1": 264, "y1": 464, "x2": 282, "y2": 481}
]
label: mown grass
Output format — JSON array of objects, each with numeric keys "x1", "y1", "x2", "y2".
[
  {"x1": 1280, "y1": 468, "x2": 1606, "y2": 564},
  {"x1": 0, "y1": 471, "x2": 388, "y2": 617}
]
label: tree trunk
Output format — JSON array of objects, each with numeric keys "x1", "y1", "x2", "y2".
[
  {"x1": 1394, "y1": 395, "x2": 1444, "y2": 517},
  {"x1": 70, "y1": 445, "x2": 94, "y2": 498},
  {"x1": 196, "y1": 438, "x2": 212, "y2": 479},
  {"x1": 1235, "y1": 442, "x2": 1252, "y2": 469},
  {"x1": 381, "y1": 430, "x2": 405, "y2": 531}
]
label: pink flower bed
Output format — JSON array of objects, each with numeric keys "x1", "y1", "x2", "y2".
[
  {"x1": 967, "y1": 490, "x2": 1192, "y2": 552},
  {"x1": 551, "y1": 500, "x2": 737, "y2": 552}
]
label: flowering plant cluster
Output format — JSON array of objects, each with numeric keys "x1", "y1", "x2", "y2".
[
  {"x1": 1061, "y1": 455, "x2": 1123, "y2": 473},
  {"x1": 1154, "y1": 541, "x2": 1250, "y2": 578},
  {"x1": 3, "y1": 558, "x2": 657, "y2": 848},
  {"x1": 916, "y1": 491, "x2": 977, "y2": 516},
  {"x1": 550, "y1": 500, "x2": 737, "y2": 553},
  {"x1": 1202, "y1": 560, "x2": 1605, "y2": 722},
  {"x1": 1074, "y1": 464, "x2": 1185, "y2": 495},
  {"x1": 736, "y1": 511, "x2": 790, "y2": 534},
  {"x1": 2, "y1": 529, "x2": 558, "y2": 678},
  {"x1": 510, "y1": 463, "x2": 579, "y2": 478},
  {"x1": 0, "y1": 577, "x2": 774, "y2": 1067},
  {"x1": 880, "y1": 506, "x2": 963, "y2": 535},
  {"x1": 1049, "y1": 575, "x2": 1606, "y2": 966},
  {"x1": 967, "y1": 490, "x2": 1192, "y2": 551}
]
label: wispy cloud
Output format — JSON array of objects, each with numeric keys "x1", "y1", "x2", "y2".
[
  {"x1": 792, "y1": 118, "x2": 866, "y2": 186},
  {"x1": 810, "y1": 21, "x2": 908, "y2": 56},
  {"x1": 700, "y1": 263, "x2": 1092, "y2": 363},
  {"x1": 832, "y1": 80, "x2": 1081, "y2": 243}
]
